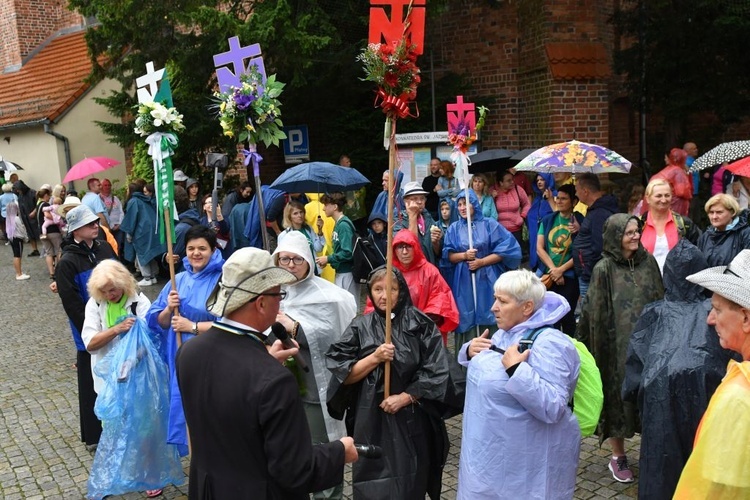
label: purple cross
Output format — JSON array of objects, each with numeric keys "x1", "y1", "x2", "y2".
[{"x1": 213, "y1": 36, "x2": 267, "y2": 92}]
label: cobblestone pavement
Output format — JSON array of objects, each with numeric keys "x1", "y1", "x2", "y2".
[{"x1": 0, "y1": 246, "x2": 639, "y2": 499}]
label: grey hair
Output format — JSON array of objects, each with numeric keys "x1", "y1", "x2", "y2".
[{"x1": 493, "y1": 269, "x2": 546, "y2": 312}]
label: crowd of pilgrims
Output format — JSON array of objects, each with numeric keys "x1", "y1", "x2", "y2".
[{"x1": 9, "y1": 145, "x2": 750, "y2": 499}]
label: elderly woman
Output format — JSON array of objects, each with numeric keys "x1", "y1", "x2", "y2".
[
  {"x1": 364, "y1": 229, "x2": 459, "y2": 344},
  {"x1": 456, "y1": 269, "x2": 581, "y2": 499},
  {"x1": 146, "y1": 225, "x2": 224, "y2": 457},
  {"x1": 639, "y1": 178, "x2": 701, "y2": 273},
  {"x1": 326, "y1": 268, "x2": 463, "y2": 500},
  {"x1": 578, "y1": 213, "x2": 664, "y2": 483},
  {"x1": 82, "y1": 260, "x2": 181, "y2": 498},
  {"x1": 674, "y1": 249, "x2": 750, "y2": 498},
  {"x1": 470, "y1": 173, "x2": 498, "y2": 220},
  {"x1": 271, "y1": 231, "x2": 357, "y2": 500},
  {"x1": 697, "y1": 193, "x2": 750, "y2": 267},
  {"x1": 443, "y1": 190, "x2": 521, "y2": 352}
]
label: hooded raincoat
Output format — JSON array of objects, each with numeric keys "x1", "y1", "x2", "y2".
[
  {"x1": 272, "y1": 232, "x2": 356, "y2": 442},
  {"x1": 326, "y1": 270, "x2": 465, "y2": 500},
  {"x1": 577, "y1": 213, "x2": 664, "y2": 441},
  {"x1": 442, "y1": 190, "x2": 522, "y2": 333},
  {"x1": 527, "y1": 173, "x2": 556, "y2": 270},
  {"x1": 622, "y1": 239, "x2": 738, "y2": 500},
  {"x1": 146, "y1": 248, "x2": 224, "y2": 456},
  {"x1": 364, "y1": 229, "x2": 459, "y2": 342},
  {"x1": 120, "y1": 192, "x2": 166, "y2": 265},
  {"x1": 697, "y1": 209, "x2": 750, "y2": 267},
  {"x1": 456, "y1": 291, "x2": 581, "y2": 499}
]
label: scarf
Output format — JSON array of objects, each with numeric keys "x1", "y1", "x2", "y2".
[{"x1": 105, "y1": 294, "x2": 129, "y2": 329}]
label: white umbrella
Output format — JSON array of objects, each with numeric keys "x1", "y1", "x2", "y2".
[{"x1": 0, "y1": 156, "x2": 22, "y2": 172}]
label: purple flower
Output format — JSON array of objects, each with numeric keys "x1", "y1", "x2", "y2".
[{"x1": 234, "y1": 92, "x2": 256, "y2": 110}]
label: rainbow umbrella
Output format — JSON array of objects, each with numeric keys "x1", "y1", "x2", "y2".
[{"x1": 515, "y1": 140, "x2": 631, "y2": 175}]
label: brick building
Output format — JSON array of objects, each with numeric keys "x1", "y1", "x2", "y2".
[
  {"x1": 0, "y1": 0, "x2": 128, "y2": 191},
  {"x1": 428, "y1": 0, "x2": 639, "y2": 173}
]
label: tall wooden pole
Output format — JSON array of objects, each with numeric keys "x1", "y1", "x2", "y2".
[
  {"x1": 384, "y1": 117, "x2": 396, "y2": 398},
  {"x1": 164, "y1": 209, "x2": 182, "y2": 348}
]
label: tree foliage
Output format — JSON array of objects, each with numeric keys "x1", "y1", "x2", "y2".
[
  {"x1": 68, "y1": 0, "x2": 473, "y2": 191},
  {"x1": 614, "y1": 0, "x2": 750, "y2": 136}
]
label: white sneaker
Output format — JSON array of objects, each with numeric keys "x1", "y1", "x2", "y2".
[
  {"x1": 16, "y1": 274, "x2": 30, "y2": 281},
  {"x1": 138, "y1": 278, "x2": 153, "y2": 286},
  {"x1": 151, "y1": 277, "x2": 158, "y2": 285}
]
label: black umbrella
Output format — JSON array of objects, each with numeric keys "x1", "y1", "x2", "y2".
[
  {"x1": 690, "y1": 141, "x2": 750, "y2": 172},
  {"x1": 468, "y1": 149, "x2": 517, "y2": 173},
  {"x1": 510, "y1": 148, "x2": 539, "y2": 161}
]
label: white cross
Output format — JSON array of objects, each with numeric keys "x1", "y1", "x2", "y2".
[{"x1": 136, "y1": 61, "x2": 166, "y2": 104}]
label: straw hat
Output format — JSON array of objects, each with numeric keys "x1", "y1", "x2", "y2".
[
  {"x1": 57, "y1": 195, "x2": 82, "y2": 217},
  {"x1": 686, "y1": 249, "x2": 750, "y2": 309}
]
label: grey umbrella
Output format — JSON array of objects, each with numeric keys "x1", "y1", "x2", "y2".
[{"x1": 690, "y1": 140, "x2": 750, "y2": 172}]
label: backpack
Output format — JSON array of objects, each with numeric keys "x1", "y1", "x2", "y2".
[
  {"x1": 520, "y1": 327, "x2": 604, "y2": 437},
  {"x1": 351, "y1": 234, "x2": 386, "y2": 283}
]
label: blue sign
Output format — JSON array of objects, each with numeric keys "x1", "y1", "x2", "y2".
[{"x1": 282, "y1": 125, "x2": 310, "y2": 164}]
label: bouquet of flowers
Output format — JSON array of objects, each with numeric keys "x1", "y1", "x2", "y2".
[
  {"x1": 213, "y1": 65, "x2": 286, "y2": 147},
  {"x1": 134, "y1": 101, "x2": 185, "y2": 137},
  {"x1": 448, "y1": 105, "x2": 488, "y2": 153},
  {"x1": 358, "y1": 39, "x2": 421, "y2": 119}
]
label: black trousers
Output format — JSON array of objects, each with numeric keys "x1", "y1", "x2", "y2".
[
  {"x1": 76, "y1": 350, "x2": 102, "y2": 445},
  {"x1": 550, "y1": 275, "x2": 580, "y2": 336}
]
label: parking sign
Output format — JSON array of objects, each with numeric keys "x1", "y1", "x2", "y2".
[{"x1": 282, "y1": 125, "x2": 310, "y2": 164}]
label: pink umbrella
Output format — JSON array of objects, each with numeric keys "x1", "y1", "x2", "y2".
[{"x1": 63, "y1": 157, "x2": 121, "y2": 183}]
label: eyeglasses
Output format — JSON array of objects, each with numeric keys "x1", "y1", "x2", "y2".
[
  {"x1": 624, "y1": 229, "x2": 640, "y2": 238},
  {"x1": 278, "y1": 256, "x2": 306, "y2": 265},
  {"x1": 395, "y1": 244, "x2": 412, "y2": 252},
  {"x1": 249, "y1": 290, "x2": 288, "y2": 302},
  {"x1": 85, "y1": 220, "x2": 100, "y2": 228}
]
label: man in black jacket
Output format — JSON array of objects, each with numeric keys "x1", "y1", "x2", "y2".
[
  {"x1": 54, "y1": 205, "x2": 116, "y2": 448},
  {"x1": 422, "y1": 156, "x2": 442, "y2": 219},
  {"x1": 571, "y1": 173, "x2": 620, "y2": 300},
  {"x1": 176, "y1": 247, "x2": 358, "y2": 499}
]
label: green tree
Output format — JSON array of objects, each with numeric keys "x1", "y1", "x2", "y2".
[
  {"x1": 614, "y1": 0, "x2": 750, "y2": 146},
  {"x1": 69, "y1": 0, "x2": 470, "y2": 194}
]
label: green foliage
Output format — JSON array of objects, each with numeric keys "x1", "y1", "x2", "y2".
[
  {"x1": 614, "y1": 0, "x2": 750, "y2": 130},
  {"x1": 131, "y1": 141, "x2": 154, "y2": 183}
]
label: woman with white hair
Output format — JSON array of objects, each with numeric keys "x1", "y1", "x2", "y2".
[
  {"x1": 82, "y1": 259, "x2": 181, "y2": 498},
  {"x1": 456, "y1": 269, "x2": 581, "y2": 499},
  {"x1": 272, "y1": 231, "x2": 356, "y2": 500},
  {"x1": 697, "y1": 193, "x2": 750, "y2": 267}
]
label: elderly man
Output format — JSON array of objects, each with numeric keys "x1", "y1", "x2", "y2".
[
  {"x1": 55, "y1": 205, "x2": 116, "y2": 448},
  {"x1": 673, "y1": 249, "x2": 750, "y2": 498},
  {"x1": 176, "y1": 247, "x2": 357, "y2": 499},
  {"x1": 393, "y1": 181, "x2": 442, "y2": 265}
]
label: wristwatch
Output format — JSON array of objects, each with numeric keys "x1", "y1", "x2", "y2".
[{"x1": 192, "y1": 322, "x2": 199, "y2": 335}]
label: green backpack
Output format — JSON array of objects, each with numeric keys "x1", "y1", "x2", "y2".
[{"x1": 520, "y1": 328, "x2": 604, "y2": 437}]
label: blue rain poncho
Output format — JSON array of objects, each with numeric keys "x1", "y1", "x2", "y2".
[
  {"x1": 120, "y1": 192, "x2": 166, "y2": 265},
  {"x1": 442, "y1": 190, "x2": 521, "y2": 332},
  {"x1": 527, "y1": 173, "x2": 556, "y2": 270},
  {"x1": 146, "y1": 248, "x2": 224, "y2": 456},
  {"x1": 88, "y1": 316, "x2": 184, "y2": 498},
  {"x1": 456, "y1": 291, "x2": 581, "y2": 499}
]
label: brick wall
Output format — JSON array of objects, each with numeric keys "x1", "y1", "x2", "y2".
[
  {"x1": 2, "y1": 0, "x2": 84, "y2": 73},
  {"x1": 430, "y1": 0, "x2": 621, "y2": 152}
]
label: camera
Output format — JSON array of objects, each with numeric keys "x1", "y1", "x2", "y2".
[{"x1": 206, "y1": 153, "x2": 229, "y2": 170}]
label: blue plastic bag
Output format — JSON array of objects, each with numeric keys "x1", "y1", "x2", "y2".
[{"x1": 87, "y1": 315, "x2": 184, "y2": 499}]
